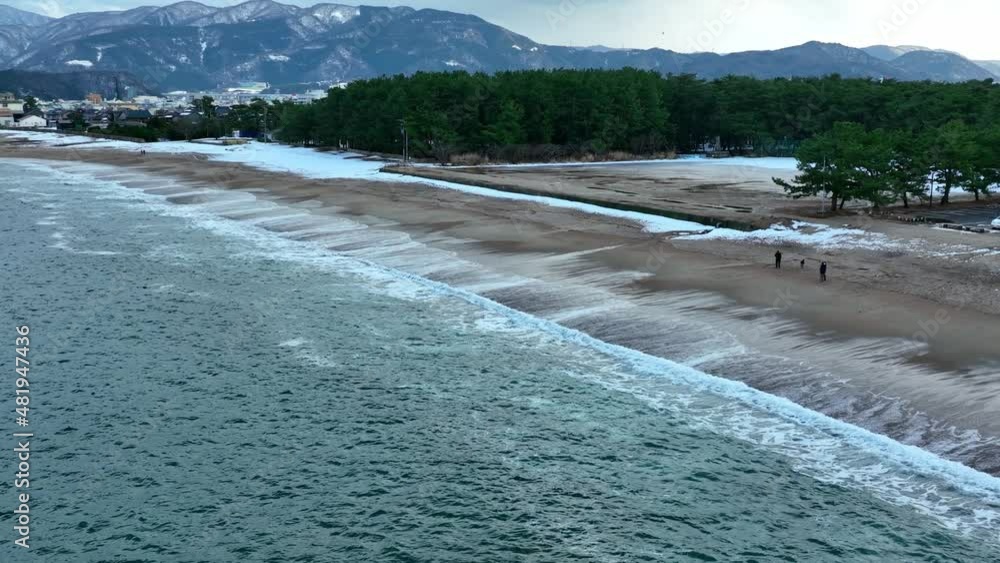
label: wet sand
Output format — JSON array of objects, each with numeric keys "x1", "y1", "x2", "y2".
[{"x1": 4, "y1": 140, "x2": 1000, "y2": 474}]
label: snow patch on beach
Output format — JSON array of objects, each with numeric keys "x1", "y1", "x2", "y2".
[
  {"x1": 684, "y1": 220, "x2": 1000, "y2": 259},
  {"x1": 682, "y1": 221, "x2": 897, "y2": 251},
  {"x1": 0, "y1": 130, "x2": 122, "y2": 146},
  {"x1": 456, "y1": 155, "x2": 798, "y2": 171},
  {"x1": 670, "y1": 156, "x2": 798, "y2": 170}
]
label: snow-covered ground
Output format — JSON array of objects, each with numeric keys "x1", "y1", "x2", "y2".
[
  {"x1": 680, "y1": 221, "x2": 894, "y2": 250},
  {"x1": 684, "y1": 220, "x2": 1000, "y2": 258},
  {"x1": 435, "y1": 155, "x2": 799, "y2": 171},
  {"x1": 666, "y1": 156, "x2": 798, "y2": 170},
  {"x1": 1, "y1": 131, "x2": 118, "y2": 146},
  {"x1": 691, "y1": 221, "x2": 912, "y2": 253}
]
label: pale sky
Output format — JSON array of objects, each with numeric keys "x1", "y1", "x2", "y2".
[{"x1": 9, "y1": 0, "x2": 1000, "y2": 61}]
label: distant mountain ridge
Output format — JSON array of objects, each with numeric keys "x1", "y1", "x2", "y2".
[
  {"x1": 975, "y1": 60, "x2": 1000, "y2": 76},
  {"x1": 0, "y1": 1, "x2": 997, "y2": 93},
  {"x1": 891, "y1": 51, "x2": 995, "y2": 82},
  {"x1": 862, "y1": 45, "x2": 961, "y2": 61},
  {"x1": 0, "y1": 69, "x2": 154, "y2": 99},
  {"x1": 0, "y1": 4, "x2": 51, "y2": 26}
]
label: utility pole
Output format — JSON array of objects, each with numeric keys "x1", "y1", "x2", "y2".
[{"x1": 399, "y1": 118, "x2": 409, "y2": 165}]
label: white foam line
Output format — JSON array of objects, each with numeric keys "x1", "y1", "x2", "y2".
[
  {"x1": 548, "y1": 303, "x2": 624, "y2": 323},
  {"x1": 352, "y1": 257, "x2": 1000, "y2": 522},
  {"x1": 681, "y1": 345, "x2": 750, "y2": 368},
  {"x1": 457, "y1": 277, "x2": 534, "y2": 294},
  {"x1": 159, "y1": 189, "x2": 233, "y2": 199},
  {"x1": 375, "y1": 269, "x2": 1000, "y2": 494},
  {"x1": 284, "y1": 223, "x2": 368, "y2": 238},
  {"x1": 377, "y1": 263, "x2": 1000, "y2": 542}
]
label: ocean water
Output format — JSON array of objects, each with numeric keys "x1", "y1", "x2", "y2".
[{"x1": 1, "y1": 160, "x2": 1000, "y2": 562}]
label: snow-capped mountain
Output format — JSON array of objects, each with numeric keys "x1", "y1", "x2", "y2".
[
  {"x1": 187, "y1": 0, "x2": 301, "y2": 26},
  {"x1": 863, "y1": 45, "x2": 961, "y2": 61},
  {"x1": 0, "y1": 1, "x2": 997, "y2": 93},
  {"x1": 137, "y1": 2, "x2": 219, "y2": 26},
  {"x1": 0, "y1": 1, "x2": 549, "y2": 90}
]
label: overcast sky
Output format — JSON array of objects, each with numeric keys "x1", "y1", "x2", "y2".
[{"x1": 10, "y1": 0, "x2": 1000, "y2": 60}]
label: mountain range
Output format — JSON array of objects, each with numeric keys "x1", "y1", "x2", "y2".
[{"x1": 1, "y1": 1, "x2": 998, "y2": 95}]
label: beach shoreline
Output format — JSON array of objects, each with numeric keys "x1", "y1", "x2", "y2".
[{"x1": 3, "y1": 137, "x2": 1000, "y2": 475}]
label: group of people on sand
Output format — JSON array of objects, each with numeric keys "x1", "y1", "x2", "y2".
[{"x1": 774, "y1": 250, "x2": 827, "y2": 282}]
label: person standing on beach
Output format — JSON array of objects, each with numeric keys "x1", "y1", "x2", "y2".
[
  {"x1": 775, "y1": 250, "x2": 783, "y2": 269},
  {"x1": 820, "y1": 262, "x2": 828, "y2": 282},
  {"x1": 800, "y1": 259, "x2": 806, "y2": 270}
]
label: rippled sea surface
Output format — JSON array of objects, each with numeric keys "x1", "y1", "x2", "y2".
[{"x1": 2, "y1": 160, "x2": 999, "y2": 562}]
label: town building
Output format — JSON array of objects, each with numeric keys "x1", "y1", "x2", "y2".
[
  {"x1": 114, "y1": 109, "x2": 153, "y2": 126},
  {"x1": 0, "y1": 97, "x2": 24, "y2": 115},
  {"x1": 16, "y1": 112, "x2": 47, "y2": 128},
  {"x1": 0, "y1": 108, "x2": 14, "y2": 126},
  {"x1": 133, "y1": 95, "x2": 164, "y2": 105}
]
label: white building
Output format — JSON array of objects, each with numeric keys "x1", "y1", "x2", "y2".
[
  {"x1": 16, "y1": 114, "x2": 47, "y2": 128},
  {"x1": 164, "y1": 91, "x2": 193, "y2": 106},
  {"x1": 0, "y1": 108, "x2": 13, "y2": 126},
  {"x1": 301, "y1": 89, "x2": 328, "y2": 101},
  {"x1": 133, "y1": 95, "x2": 163, "y2": 105}
]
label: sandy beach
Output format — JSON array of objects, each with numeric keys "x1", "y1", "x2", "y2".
[{"x1": 3, "y1": 135, "x2": 1000, "y2": 474}]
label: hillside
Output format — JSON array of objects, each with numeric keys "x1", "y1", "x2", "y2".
[{"x1": 0, "y1": 69, "x2": 155, "y2": 99}]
